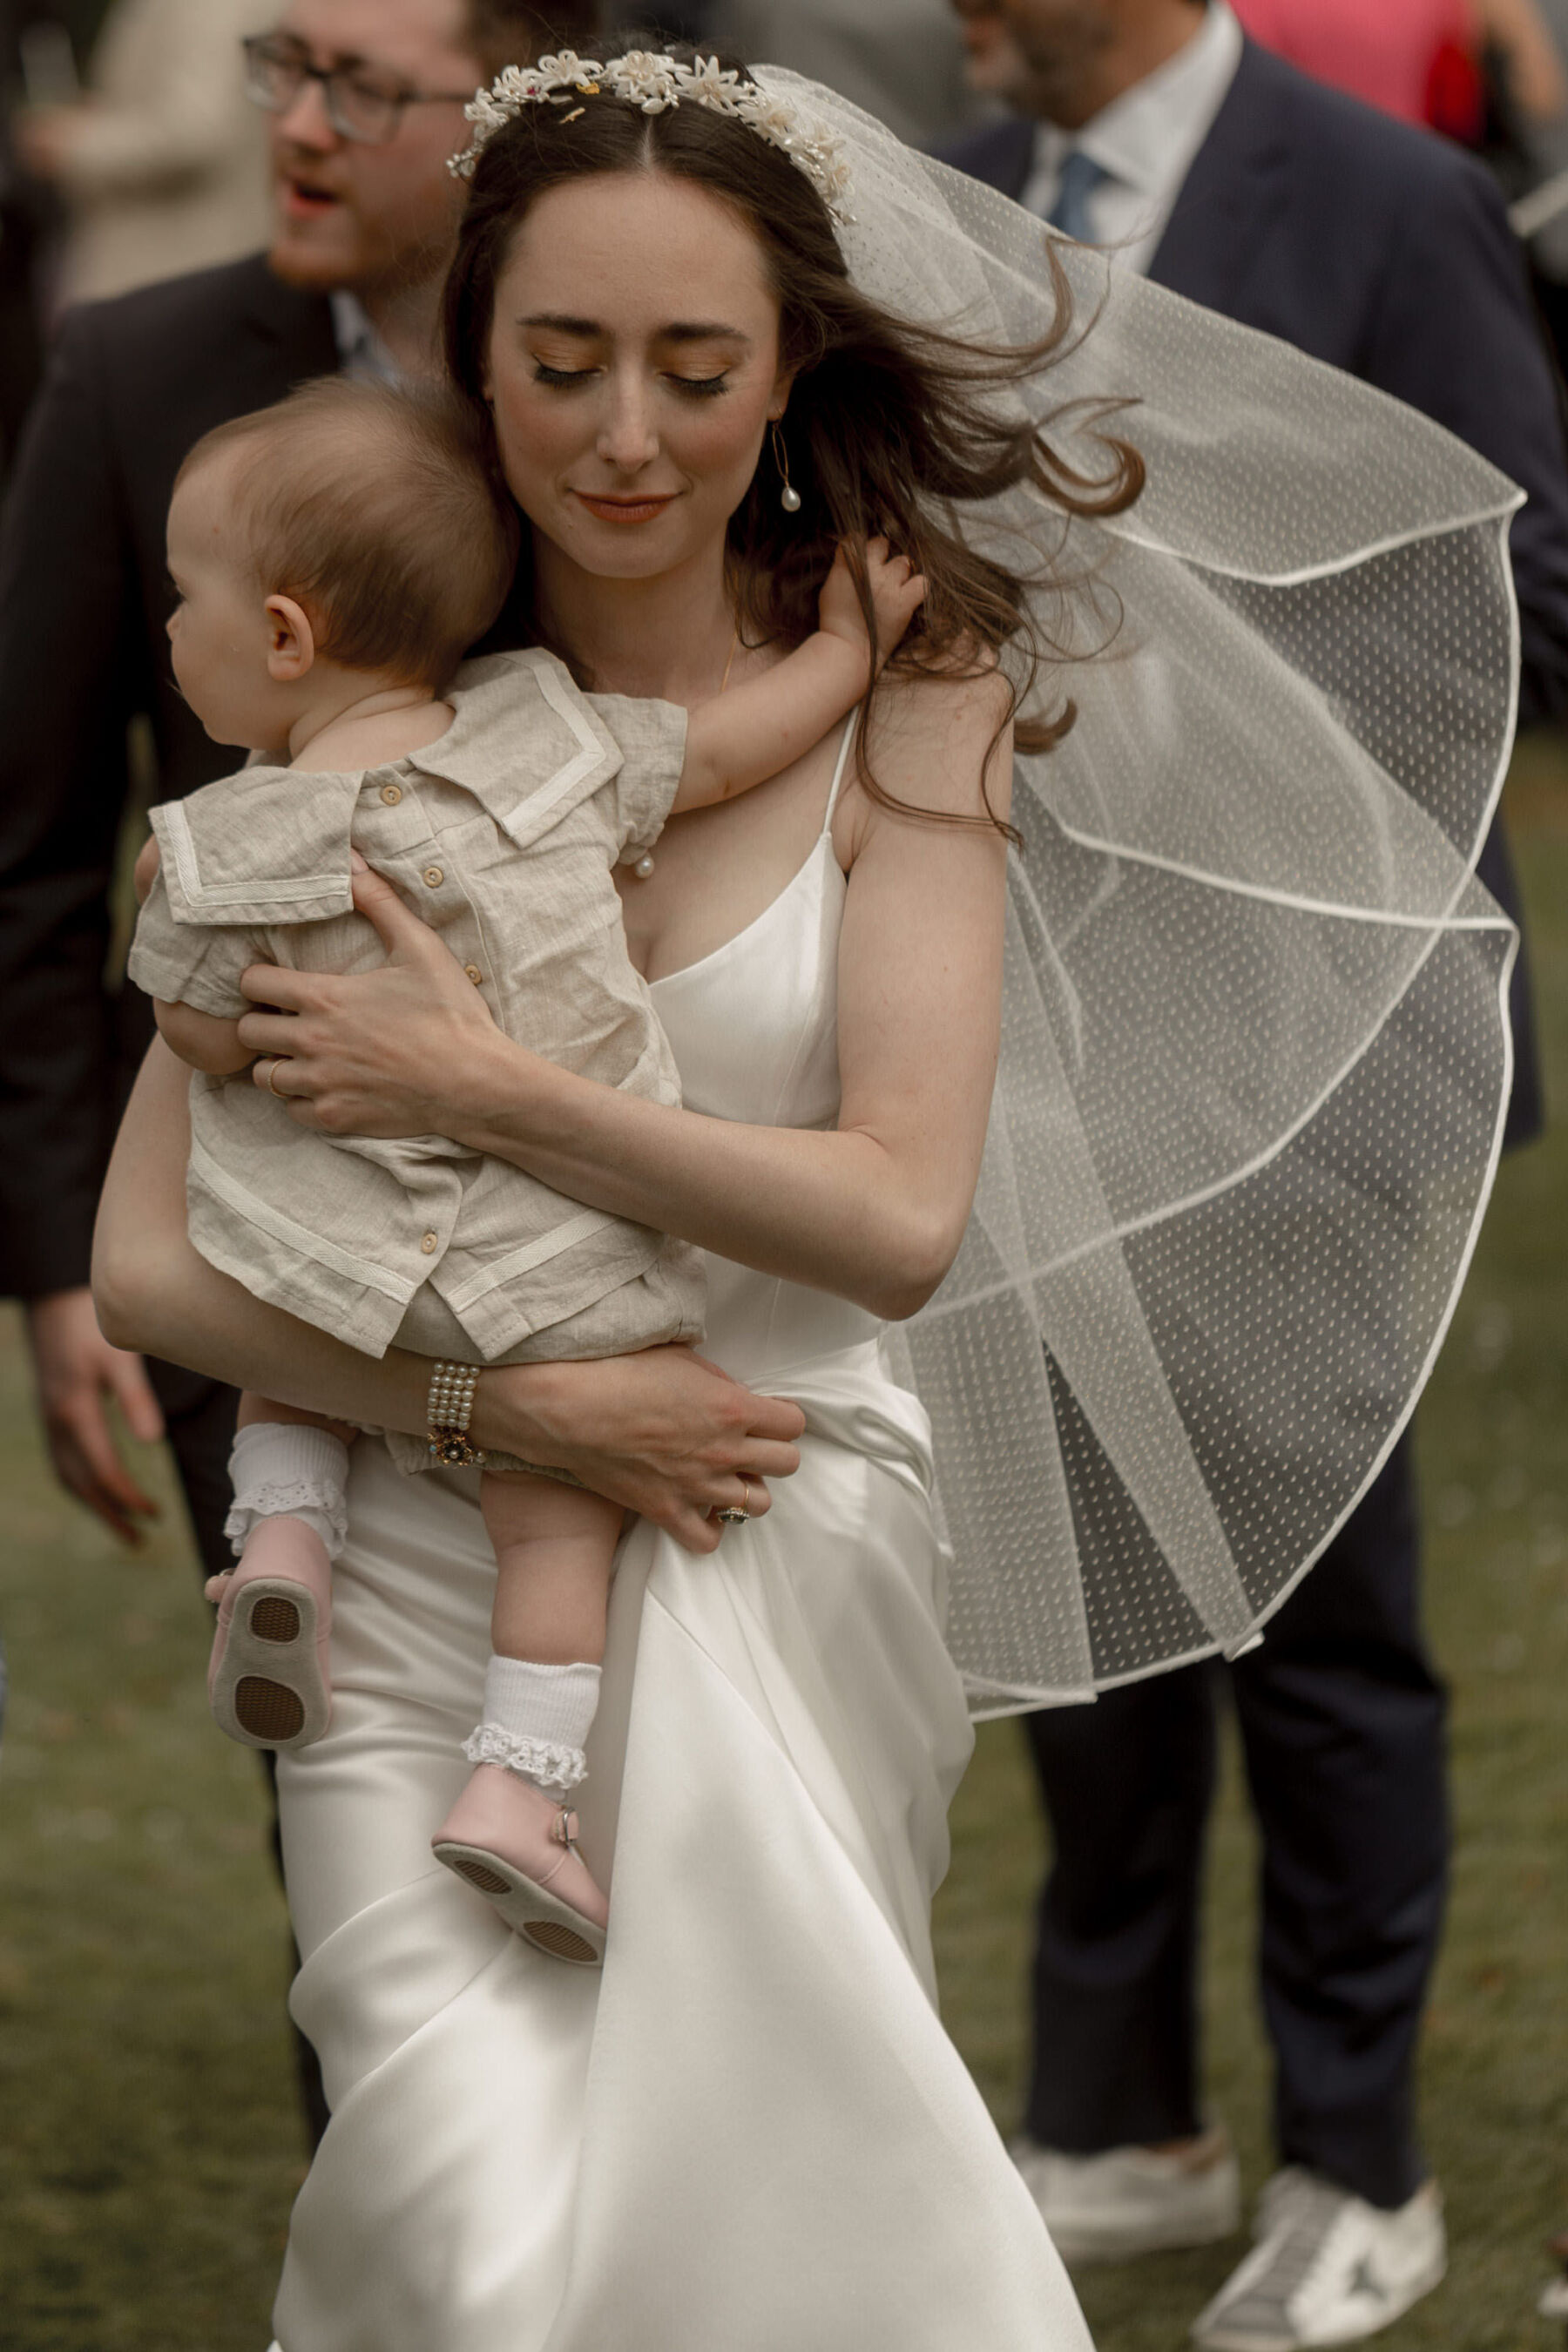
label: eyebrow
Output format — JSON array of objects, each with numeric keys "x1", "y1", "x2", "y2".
[
  {"x1": 519, "y1": 313, "x2": 753, "y2": 346},
  {"x1": 273, "y1": 33, "x2": 400, "y2": 79}
]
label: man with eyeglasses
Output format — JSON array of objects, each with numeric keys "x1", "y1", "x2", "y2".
[{"x1": 0, "y1": 0, "x2": 598, "y2": 2150}]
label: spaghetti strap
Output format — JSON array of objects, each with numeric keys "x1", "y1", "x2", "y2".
[{"x1": 821, "y1": 711, "x2": 859, "y2": 835}]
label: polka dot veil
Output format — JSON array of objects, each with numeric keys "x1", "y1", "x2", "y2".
[{"x1": 760, "y1": 74, "x2": 1520, "y2": 1712}]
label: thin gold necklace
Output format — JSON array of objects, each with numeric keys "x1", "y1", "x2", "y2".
[{"x1": 625, "y1": 625, "x2": 739, "y2": 881}]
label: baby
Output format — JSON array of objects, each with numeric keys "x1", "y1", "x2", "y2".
[{"x1": 129, "y1": 375, "x2": 923, "y2": 1968}]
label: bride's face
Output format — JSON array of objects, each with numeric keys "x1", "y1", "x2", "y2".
[{"x1": 483, "y1": 170, "x2": 792, "y2": 584}]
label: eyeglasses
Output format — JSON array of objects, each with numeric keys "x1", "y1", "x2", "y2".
[{"x1": 242, "y1": 34, "x2": 475, "y2": 146}]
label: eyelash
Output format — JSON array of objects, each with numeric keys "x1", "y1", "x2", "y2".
[{"x1": 531, "y1": 362, "x2": 731, "y2": 400}]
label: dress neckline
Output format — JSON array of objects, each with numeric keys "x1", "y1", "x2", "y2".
[
  {"x1": 647, "y1": 713, "x2": 856, "y2": 996},
  {"x1": 649, "y1": 831, "x2": 838, "y2": 994}
]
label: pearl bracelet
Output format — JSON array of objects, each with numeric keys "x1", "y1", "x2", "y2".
[{"x1": 427, "y1": 1359, "x2": 488, "y2": 1469}]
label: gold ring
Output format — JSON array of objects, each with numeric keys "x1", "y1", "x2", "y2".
[
  {"x1": 716, "y1": 1475, "x2": 758, "y2": 1527},
  {"x1": 267, "y1": 1058, "x2": 290, "y2": 1099}
]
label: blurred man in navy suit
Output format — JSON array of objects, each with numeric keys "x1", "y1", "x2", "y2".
[{"x1": 943, "y1": 6, "x2": 1568, "y2": 2346}]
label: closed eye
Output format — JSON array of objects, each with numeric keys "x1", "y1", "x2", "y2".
[
  {"x1": 532, "y1": 362, "x2": 598, "y2": 388},
  {"x1": 531, "y1": 362, "x2": 731, "y2": 399}
]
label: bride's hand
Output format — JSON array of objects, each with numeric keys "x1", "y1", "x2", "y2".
[
  {"x1": 235, "y1": 858, "x2": 517, "y2": 1138},
  {"x1": 476, "y1": 1345, "x2": 807, "y2": 1553}
]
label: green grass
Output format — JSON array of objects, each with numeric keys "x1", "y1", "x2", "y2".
[{"x1": 3, "y1": 754, "x2": 1568, "y2": 2348}]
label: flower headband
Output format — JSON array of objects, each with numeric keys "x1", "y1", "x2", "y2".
[{"x1": 447, "y1": 51, "x2": 854, "y2": 225}]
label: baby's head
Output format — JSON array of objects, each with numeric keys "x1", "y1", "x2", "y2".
[{"x1": 166, "y1": 376, "x2": 520, "y2": 752}]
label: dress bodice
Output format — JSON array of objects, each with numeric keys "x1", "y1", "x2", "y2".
[{"x1": 649, "y1": 720, "x2": 884, "y2": 1384}]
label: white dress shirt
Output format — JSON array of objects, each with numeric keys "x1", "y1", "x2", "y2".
[
  {"x1": 1020, "y1": 1, "x2": 1245, "y2": 275},
  {"x1": 329, "y1": 289, "x2": 402, "y2": 385}
]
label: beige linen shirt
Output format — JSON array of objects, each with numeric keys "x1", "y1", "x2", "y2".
[{"x1": 129, "y1": 649, "x2": 704, "y2": 1364}]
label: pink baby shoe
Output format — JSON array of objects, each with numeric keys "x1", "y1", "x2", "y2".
[
  {"x1": 432, "y1": 1764, "x2": 609, "y2": 1966},
  {"x1": 206, "y1": 1517, "x2": 334, "y2": 1750}
]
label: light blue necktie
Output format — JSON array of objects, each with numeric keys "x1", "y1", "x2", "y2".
[{"x1": 1048, "y1": 148, "x2": 1109, "y2": 244}]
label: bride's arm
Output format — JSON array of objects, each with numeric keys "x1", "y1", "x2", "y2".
[
  {"x1": 92, "y1": 1043, "x2": 804, "y2": 1550},
  {"x1": 235, "y1": 672, "x2": 1011, "y2": 1321}
]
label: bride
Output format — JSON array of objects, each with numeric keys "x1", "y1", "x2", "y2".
[{"x1": 93, "y1": 48, "x2": 1517, "y2": 2352}]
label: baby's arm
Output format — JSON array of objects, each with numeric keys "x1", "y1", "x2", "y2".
[
  {"x1": 132, "y1": 835, "x2": 253, "y2": 1076},
  {"x1": 153, "y1": 999, "x2": 253, "y2": 1077},
  {"x1": 672, "y1": 537, "x2": 926, "y2": 813}
]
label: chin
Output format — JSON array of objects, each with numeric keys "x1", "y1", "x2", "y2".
[{"x1": 267, "y1": 224, "x2": 364, "y2": 294}]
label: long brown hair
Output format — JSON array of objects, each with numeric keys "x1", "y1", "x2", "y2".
[{"x1": 443, "y1": 48, "x2": 1144, "y2": 835}]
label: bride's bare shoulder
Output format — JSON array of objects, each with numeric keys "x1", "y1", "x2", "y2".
[{"x1": 852, "y1": 656, "x2": 1015, "y2": 829}]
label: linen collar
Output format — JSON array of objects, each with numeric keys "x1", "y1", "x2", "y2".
[{"x1": 157, "y1": 652, "x2": 631, "y2": 928}]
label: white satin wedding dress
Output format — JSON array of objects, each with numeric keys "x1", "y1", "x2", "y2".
[{"x1": 267, "y1": 729, "x2": 1091, "y2": 2349}]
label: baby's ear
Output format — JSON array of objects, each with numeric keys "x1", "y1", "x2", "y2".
[{"x1": 265, "y1": 593, "x2": 316, "y2": 682}]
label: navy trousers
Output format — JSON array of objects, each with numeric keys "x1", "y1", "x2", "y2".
[{"x1": 1023, "y1": 1430, "x2": 1445, "y2": 2210}]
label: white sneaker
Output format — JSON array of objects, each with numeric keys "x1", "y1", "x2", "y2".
[
  {"x1": 1191, "y1": 2172, "x2": 1446, "y2": 2349},
  {"x1": 1540, "y1": 2275, "x2": 1568, "y2": 2321},
  {"x1": 1538, "y1": 2230, "x2": 1568, "y2": 2319},
  {"x1": 1011, "y1": 2126, "x2": 1241, "y2": 2262}
]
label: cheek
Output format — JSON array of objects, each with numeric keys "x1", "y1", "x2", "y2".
[
  {"x1": 669, "y1": 393, "x2": 774, "y2": 497},
  {"x1": 492, "y1": 390, "x2": 582, "y2": 510}
]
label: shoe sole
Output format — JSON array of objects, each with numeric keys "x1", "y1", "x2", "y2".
[
  {"x1": 1192, "y1": 2249, "x2": 1447, "y2": 2350},
  {"x1": 210, "y1": 1578, "x2": 330, "y2": 1752},
  {"x1": 431, "y1": 1840, "x2": 605, "y2": 1967}
]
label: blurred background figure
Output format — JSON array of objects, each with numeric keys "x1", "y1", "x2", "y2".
[
  {"x1": 10, "y1": 0, "x2": 274, "y2": 308},
  {"x1": 943, "y1": 4, "x2": 1568, "y2": 2348},
  {"x1": 1228, "y1": 0, "x2": 1566, "y2": 140},
  {"x1": 706, "y1": 0, "x2": 986, "y2": 146}
]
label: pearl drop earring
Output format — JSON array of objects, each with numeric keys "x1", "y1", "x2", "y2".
[{"x1": 772, "y1": 422, "x2": 801, "y2": 515}]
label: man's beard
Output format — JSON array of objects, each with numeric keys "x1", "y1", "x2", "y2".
[{"x1": 267, "y1": 212, "x2": 456, "y2": 303}]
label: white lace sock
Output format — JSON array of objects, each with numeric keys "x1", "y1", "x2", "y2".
[
  {"x1": 224, "y1": 1422, "x2": 352, "y2": 1561},
  {"x1": 463, "y1": 1657, "x2": 602, "y2": 1794}
]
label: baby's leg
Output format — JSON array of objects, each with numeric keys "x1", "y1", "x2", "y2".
[
  {"x1": 207, "y1": 1394, "x2": 357, "y2": 1752},
  {"x1": 433, "y1": 1473, "x2": 625, "y2": 1966},
  {"x1": 484, "y1": 1469, "x2": 619, "y2": 1669}
]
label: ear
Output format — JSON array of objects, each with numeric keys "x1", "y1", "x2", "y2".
[
  {"x1": 265, "y1": 593, "x2": 316, "y2": 682},
  {"x1": 767, "y1": 365, "x2": 797, "y2": 424}
]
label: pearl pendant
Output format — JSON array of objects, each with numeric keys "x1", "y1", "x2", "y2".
[
  {"x1": 632, "y1": 851, "x2": 656, "y2": 880},
  {"x1": 781, "y1": 483, "x2": 802, "y2": 514}
]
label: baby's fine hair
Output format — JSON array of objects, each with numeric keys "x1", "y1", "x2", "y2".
[{"x1": 177, "y1": 377, "x2": 520, "y2": 694}]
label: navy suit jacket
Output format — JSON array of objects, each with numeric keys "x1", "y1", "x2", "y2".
[
  {"x1": 0, "y1": 256, "x2": 337, "y2": 1298},
  {"x1": 943, "y1": 39, "x2": 1568, "y2": 1143}
]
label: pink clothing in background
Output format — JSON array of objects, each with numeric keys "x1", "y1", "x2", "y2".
[{"x1": 1231, "y1": 0, "x2": 1473, "y2": 125}]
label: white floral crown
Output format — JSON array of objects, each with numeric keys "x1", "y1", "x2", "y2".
[{"x1": 448, "y1": 51, "x2": 854, "y2": 225}]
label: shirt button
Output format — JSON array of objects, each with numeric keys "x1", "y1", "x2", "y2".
[
  {"x1": 380, "y1": 783, "x2": 402, "y2": 805},
  {"x1": 421, "y1": 1231, "x2": 438, "y2": 1254},
  {"x1": 464, "y1": 963, "x2": 483, "y2": 985},
  {"x1": 423, "y1": 865, "x2": 443, "y2": 889}
]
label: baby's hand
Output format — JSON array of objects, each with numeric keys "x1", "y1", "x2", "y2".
[
  {"x1": 132, "y1": 834, "x2": 161, "y2": 907},
  {"x1": 817, "y1": 537, "x2": 927, "y2": 676}
]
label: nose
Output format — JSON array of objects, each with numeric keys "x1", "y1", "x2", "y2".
[
  {"x1": 272, "y1": 71, "x2": 338, "y2": 154},
  {"x1": 596, "y1": 371, "x2": 660, "y2": 475}
]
